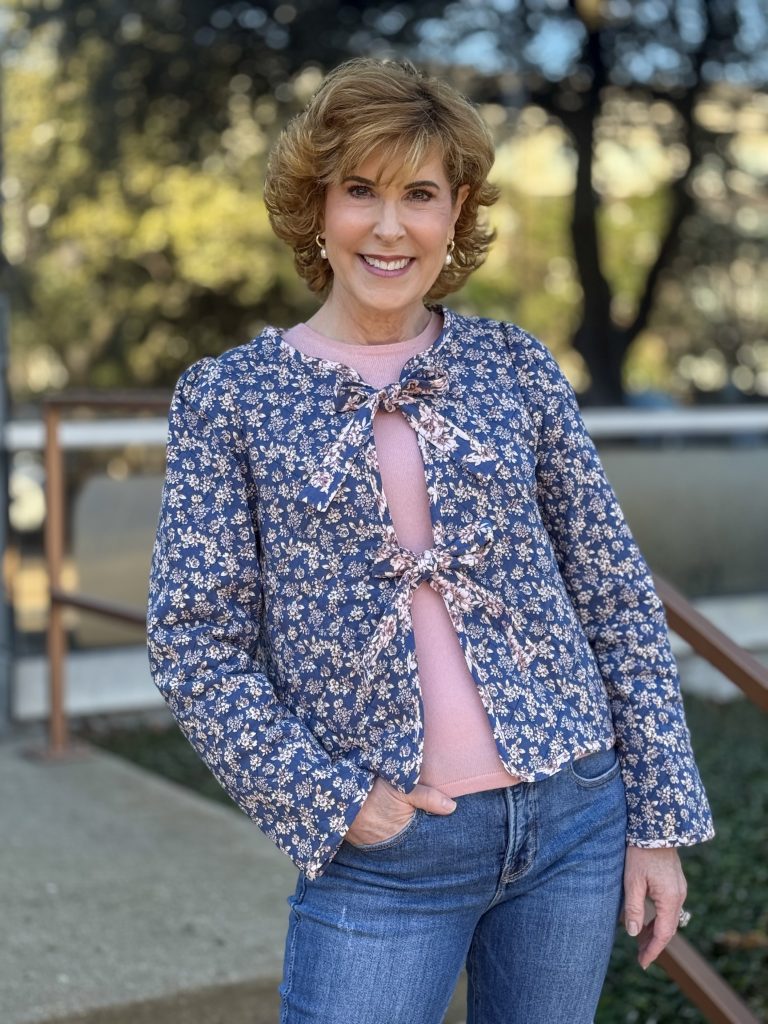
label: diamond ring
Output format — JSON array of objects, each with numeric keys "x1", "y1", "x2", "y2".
[{"x1": 678, "y1": 908, "x2": 692, "y2": 928}]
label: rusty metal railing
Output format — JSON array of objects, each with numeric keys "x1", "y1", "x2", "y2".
[
  {"x1": 34, "y1": 391, "x2": 768, "y2": 1023},
  {"x1": 653, "y1": 574, "x2": 768, "y2": 714},
  {"x1": 645, "y1": 583, "x2": 767, "y2": 1024},
  {"x1": 42, "y1": 392, "x2": 169, "y2": 756}
]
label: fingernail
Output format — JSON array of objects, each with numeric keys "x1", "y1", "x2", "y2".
[
  {"x1": 442, "y1": 798, "x2": 457, "y2": 812},
  {"x1": 627, "y1": 920, "x2": 640, "y2": 937}
]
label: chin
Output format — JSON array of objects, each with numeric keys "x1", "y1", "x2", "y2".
[{"x1": 357, "y1": 288, "x2": 424, "y2": 315}]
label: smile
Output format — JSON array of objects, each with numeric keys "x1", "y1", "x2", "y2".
[{"x1": 360, "y1": 255, "x2": 414, "y2": 272}]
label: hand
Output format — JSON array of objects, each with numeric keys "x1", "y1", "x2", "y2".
[
  {"x1": 623, "y1": 847, "x2": 688, "y2": 970},
  {"x1": 345, "y1": 777, "x2": 457, "y2": 847}
]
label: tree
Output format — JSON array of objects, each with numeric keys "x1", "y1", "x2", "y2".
[
  {"x1": 3, "y1": 0, "x2": 388, "y2": 392},
  {"x1": 403, "y1": 0, "x2": 768, "y2": 403},
  {"x1": 3, "y1": 0, "x2": 766, "y2": 402}
]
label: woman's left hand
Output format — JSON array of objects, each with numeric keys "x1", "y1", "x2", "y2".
[{"x1": 622, "y1": 847, "x2": 688, "y2": 970}]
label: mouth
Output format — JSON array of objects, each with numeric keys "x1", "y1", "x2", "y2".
[{"x1": 359, "y1": 254, "x2": 414, "y2": 275}]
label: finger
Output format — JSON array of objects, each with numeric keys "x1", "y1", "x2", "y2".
[
  {"x1": 406, "y1": 783, "x2": 457, "y2": 815},
  {"x1": 634, "y1": 920, "x2": 657, "y2": 971},
  {"x1": 637, "y1": 911, "x2": 679, "y2": 970},
  {"x1": 622, "y1": 876, "x2": 648, "y2": 938}
]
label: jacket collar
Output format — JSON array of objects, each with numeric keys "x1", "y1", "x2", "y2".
[{"x1": 297, "y1": 307, "x2": 499, "y2": 512}]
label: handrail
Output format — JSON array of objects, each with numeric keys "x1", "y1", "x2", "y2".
[
  {"x1": 42, "y1": 393, "x2": 168, "y2": 757},
  {"x1": 49, "y1": 588, "x2": 147, "y2": 627},
  {"x1": 653, "y1": 575, "x2": 768, "y2": 712},
  {"x1": 657, "y1": 935, "x2": 761, "y2": 1024},
  {"x1": 9, "y1": 402, "x2": 768, "y2": 453},
  {"x1": 38, "y1": 390, "x2": 765, "y2": 1024}
]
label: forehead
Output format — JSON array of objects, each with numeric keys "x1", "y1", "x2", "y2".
[{"x1": 340, "y1": 144, "x2": 450, "y2": 187}]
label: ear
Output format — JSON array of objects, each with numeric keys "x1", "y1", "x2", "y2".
[{"x1": 452, "y1": 183, "x2": 470, "y2": 222}]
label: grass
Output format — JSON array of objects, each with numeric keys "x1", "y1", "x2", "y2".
[{"x1": 81, "y1": 694, "x2": 767, "y2": 1023}]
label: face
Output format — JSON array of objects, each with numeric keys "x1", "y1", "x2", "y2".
[{"x1": 320, "y1": 148, "x2": 469, "y2": 323}]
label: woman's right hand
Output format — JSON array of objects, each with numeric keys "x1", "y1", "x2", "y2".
[{"x1": 344, "y1": 778, "x2": 457, "y2": 847}]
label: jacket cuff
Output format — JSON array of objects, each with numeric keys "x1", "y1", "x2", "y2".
[
  {"x1": 627, "y1": 824, "x2": 716, "y2": 848},
  {"x1": 301, "y1": 765, "x2": 377, "y2": 881},
  {"x1": 620, "y1": 746, "x2": 716, "y2": 849}
]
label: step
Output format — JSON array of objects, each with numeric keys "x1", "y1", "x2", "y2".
[{"x1": 1, "y1": 736, "x2": 293, "y2": 1024}]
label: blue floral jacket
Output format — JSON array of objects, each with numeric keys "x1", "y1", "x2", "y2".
[{"x1": 146, "y1": 305, "x2": 714, "y2": 879}]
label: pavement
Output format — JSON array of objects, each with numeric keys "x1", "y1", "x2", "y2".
[{"x1": 1, "y1": 728, "x2": 469, "y2": 1024}]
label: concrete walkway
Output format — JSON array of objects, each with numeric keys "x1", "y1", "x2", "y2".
[
  {"x1": 0, "y1": 730, "x2": 293, "y2": 1023},
  {"x1": 1, "y1": 731, "x2": 468, "y2": 1024}
]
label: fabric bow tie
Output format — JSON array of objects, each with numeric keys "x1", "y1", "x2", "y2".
[
  {"x1": 354, "y1": 518, "x2": 532, "y2": 684},
  {"x1": 298, "y1": 364, "x2": 498, "y2": 512},
  {"x1": 370, "y1": 517, "x2": 496, "y2": 583}
]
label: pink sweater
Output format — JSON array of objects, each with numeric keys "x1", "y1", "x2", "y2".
[{"x1": 283, "y1": 314, "x2": 522, "y2": 797}]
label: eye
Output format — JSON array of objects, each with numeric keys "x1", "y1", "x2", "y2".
[
  {"x1": 347, "y1": 184, "x2": 373, "y2": 198},
  {"x1": 407, "y1": 188, "x2": 434, "y2": 202}
]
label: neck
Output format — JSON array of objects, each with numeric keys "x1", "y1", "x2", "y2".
[{"x1": 306, "y1": 293, "x2": 433, "y2": 346}]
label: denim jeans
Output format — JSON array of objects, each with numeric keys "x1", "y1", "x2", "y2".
[{"x1": 279, "y1": 745, "x2": 627, "y2": 1024}]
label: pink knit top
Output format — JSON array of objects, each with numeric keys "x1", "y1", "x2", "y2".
[{"x1": 283, "y1": 313, "x2": 522, "y2": 797}]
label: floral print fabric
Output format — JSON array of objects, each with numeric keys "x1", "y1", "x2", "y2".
[{"x1": 146, "y1": 305, "x2": 714, "y2": 880}]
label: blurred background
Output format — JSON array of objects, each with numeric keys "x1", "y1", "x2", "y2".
[{"x1": 0, "y1": 2, "x2": 766, "y2": 1023}]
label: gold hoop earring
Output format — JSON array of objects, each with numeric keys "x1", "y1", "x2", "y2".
[
  {"x1": 445, "y1": 239, "x2": 455, "y2": 266},
  {"x1": 315, "y1": 233, "x2": 327, "y2": 260}
]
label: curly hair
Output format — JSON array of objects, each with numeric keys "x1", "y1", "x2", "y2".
[{"x1": 264, "y1": 58, "x2": 500, "y2": 300}]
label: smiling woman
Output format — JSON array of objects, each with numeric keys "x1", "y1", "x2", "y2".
[
  {"x1": 263, "y1": 57, "x2": 499, "y2": 309},
  {"x1": 309, "y1": 150, "x2": 469, "y2": 341},
  {"x1": 147, "y1": 56, "x2": 714, "y2": 1024}
]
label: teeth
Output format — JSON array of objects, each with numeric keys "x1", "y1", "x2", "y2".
[{"x1": 362, "y1": 255, "x2": 411, "y2": 271}]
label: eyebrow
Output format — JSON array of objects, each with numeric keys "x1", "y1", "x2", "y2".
[{"x1": 342, "y1": 175, "x2": 441, "y2": 190}]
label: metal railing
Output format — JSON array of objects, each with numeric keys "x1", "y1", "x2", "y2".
[
  {"x1": 649, "y1": 572, "x2": 767, "y2": 1023},
  {"x1": 7, "y1": 403, "x2": 768, "y2": 453},
  {"x1": 42, "y1": 391, "x2": 169, "y2": 755},
  {"x1": 23, "y1": 392, "x2": 768, "y2": 1022}
]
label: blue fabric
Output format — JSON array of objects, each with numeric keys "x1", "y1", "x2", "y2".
[
  {"x1": 146, "y1": 305, "x2": 715, "y2": 880},
  {"x1": 279, "y1": 746, "x2": 628, "y2": 1023}
]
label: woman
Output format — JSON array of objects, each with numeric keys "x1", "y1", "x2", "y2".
[{"x1": 147, "y1": 58, "x2": 714, "y2": 1023}]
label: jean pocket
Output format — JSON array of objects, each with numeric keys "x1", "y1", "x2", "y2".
[
  {"x1": 344, "y1": 808, "x2": 420, "y2": 852},
  {"x1": 569, "y1": 746, "x2": 621, "y2": 788}
]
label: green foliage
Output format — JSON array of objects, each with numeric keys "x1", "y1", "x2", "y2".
[
  {"x1": 4, "y1": 1, "x2": 767, "y2": 403},
  {"x1": 3, "y1": 1, "x2": 322, "y2": 395}
]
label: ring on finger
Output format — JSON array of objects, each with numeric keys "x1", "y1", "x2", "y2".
[{"x1": 678, "y1": 908, "x2": 692, "y2": 928}]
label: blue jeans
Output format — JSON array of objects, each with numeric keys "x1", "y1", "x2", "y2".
[{"x1": 279, "y1": 746, "x2": 627, "y2": 1024}]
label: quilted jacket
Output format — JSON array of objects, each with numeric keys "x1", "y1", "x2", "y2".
[{"x1": 146, "y1": 305, "x2": 714, "y2": 880}]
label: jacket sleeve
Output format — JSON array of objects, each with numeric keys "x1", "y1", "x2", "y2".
[
  {"x1": 509, "y1": 326, "x2": 714, "y2": 848},
  {"x1": 146, "y1": 358, "x2": 375, "y2": 880}
]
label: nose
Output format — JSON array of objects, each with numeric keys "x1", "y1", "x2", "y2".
[{"x1": 373, "y1": 199, "x2": 405, "y2": 242}]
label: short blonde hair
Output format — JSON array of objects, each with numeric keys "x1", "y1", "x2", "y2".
[{"x1": 264, "y1": 58, "x2": 499, "y2": 299}]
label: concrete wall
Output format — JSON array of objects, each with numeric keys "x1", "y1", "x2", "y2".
[{"x1": 600, "y1": 444, "x2": 768, "y2": 597}]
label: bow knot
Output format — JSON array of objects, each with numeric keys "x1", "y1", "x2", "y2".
[
  {"x1": 414, "y1": 547, "x2": 442, "y2": 578},
  {"x1": 356, "y1": 518, "x2": 532, "y2": 683},
  {"x1": 371, "y1": 518, "x2": 495, "y2": 584},
  {"x1": 300, "y1": 362, "x2": 497, "y2": 512},
  {"x1": 334, "y1": 366, "x2": 449, "y2": 415}
]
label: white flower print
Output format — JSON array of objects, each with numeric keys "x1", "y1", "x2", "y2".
[{"x1": 147, "y1": 306, "x2": 715, "y2": 880}]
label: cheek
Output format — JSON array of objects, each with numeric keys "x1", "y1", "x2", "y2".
[
  {"x1": 323, "y1": 200, "x2": 364, "y2": 243},
  {"x1": 418, "y1": 221, "x2": 452, "y2": 261},
  {"x1": 421, "y1": 210, "x2": 455, "y2": 244}
]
